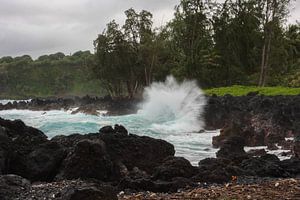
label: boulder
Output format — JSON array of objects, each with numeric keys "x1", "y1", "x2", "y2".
[
  {"x1": 0, "y1": 174, "x2": 31, "y2": 200},
  {"x1": 195, "y1": 158, "x2": 244, "y2": 183},
  {"x1": 212, "y1": 122, "x2": 242, "y2": 148},
  {"x1": 152, "y1": 156, "x2": 197, "y2": 181},
  {"x1": 240, "y1": 154, "x2": 287, "y2": 177},
  {"x1": 56, "y1": 139, "x2": 114, "y2": 181},
  {"x1": 216, "y1": 136, "x2": 247, "y2": 159},
  {"x1": 25, "y1": 141, "x2": 67, "y2": 181},
  {"x1": 0, "y1": 118, "x2": 48, "y2": 178},
  {"x1": 99, "y1": 132, "x2": 175, "y2": 174},
  {"x1": 99, "y1": 126, "x2": 115, "y2": 134},
  {"x1": 114, "y1": 124, "x2": 128, "y2": 135},
  {"x1": 0, "y1": 118, "x2": 47, "y2": 144}
]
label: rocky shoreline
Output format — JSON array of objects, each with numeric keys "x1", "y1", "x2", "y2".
[
  {"x1": 0, "y1": 96, "x2": 140, "y2": 116},
  {"x1": 0, "y1": 94, "x2": 299, "y2": 199}
]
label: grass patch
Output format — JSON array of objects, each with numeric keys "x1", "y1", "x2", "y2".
[{"x1": 204, "y1": 85, "x2": 300, "y2": 96}]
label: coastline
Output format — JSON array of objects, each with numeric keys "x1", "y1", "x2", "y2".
[{"x1": 0, "y1": 94, "x2": 299, "y2": 199}]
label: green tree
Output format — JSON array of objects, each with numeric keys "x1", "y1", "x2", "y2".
[
  {"x1": 258, "y1": 0, "x2": 291, "y2": 86},
  {"x1": 168, "y1": 0, "x2": 218, "y2": 86}
]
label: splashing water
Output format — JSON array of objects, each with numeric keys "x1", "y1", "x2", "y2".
[
  {"x1": 0, "y1": 76, "x2": 217, "y2": 165},
  {"x1": 139, "y1": 75, "x2": 206, "y2": 133}
]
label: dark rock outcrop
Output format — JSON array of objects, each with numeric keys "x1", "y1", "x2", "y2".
[
  {"x1": 0, "y1": 174, "x2": 31, "y2": 200},
  {"x1": 206, "y1": 95, "x2": 300, "y2": 149},
  {"x1": 239, "y1": 154, "x2": 287, "y2": 178},
  {"x1": 0, "y1": 117, "x2": 49, "y2": 179},
  {"x1": 25, "y1": 141, "x2": 67, "y2": 181},
  {"x1": 195, "y1": 158, "x2": 243, "y2": 183},
  {"x1": 0, "y1": 127, "x2": 11, "y2": 175},
  {"x1": 293, "y1": 136, "x2": 300, "y2": 158},
  {"x1": 216, "y1": 136, "x2": 247, "y2": 159},
  {"x1": 56, "y1": 139, "x2": 114, "y2": 181},
  {"x1": 0, "y1": 118, "x2": 176, "y2": 189},
  {"x1": 152, "y1": 156, "x2": 197, "y2": 181},
  {"x1": 0, "y1": 96, "x2": 140, "y2": 116}
]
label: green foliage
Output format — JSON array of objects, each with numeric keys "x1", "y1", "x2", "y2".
[
  {"x1": 93, "y1": 8, "x2": 172, "y2": 98},
  {"x1": 168, "y1": 0, "x2": 217, "y2": 86},
  {"x1": 205, "y1": 85, "x2": 300, "y2": 96},
  {"x1": 1, "y1": 0, "x2": 299, "y2": 99},
  {"x1": 0, "y1": 51, "x2": 104, "y2": 98}
]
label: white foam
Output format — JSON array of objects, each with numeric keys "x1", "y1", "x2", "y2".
[
  {"x1": 0, "y1": 99, "x2": 31, "y2": 105},
  {"x1": 138, "y1": 75, "x2": 206, "y2": 134},
  {"x1": 245, "y1": 146, "x2": 292, "y2": 160}
]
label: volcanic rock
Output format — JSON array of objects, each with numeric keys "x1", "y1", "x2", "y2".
[
  {"x1": 216, "y1": 136, "x2": 247, "y2": 159},
  {"x1": 25, "y1": 141, "x2": 67, "y2": 181},
  {"x1": 152, "y1": 156, "x2": 197, "y2": 181},
  {"x1": 240, "y1": 154, "x2": 287, "y2": 178},
  {"x1": 293, "y1": 136, "x2": 300, "y2": 158},
  {"x1": 56, "y1": 139, "x2": 114, "y2": 181},
  {"x1": 0, "y1": 174, "x2": 31, "y2": 200}
]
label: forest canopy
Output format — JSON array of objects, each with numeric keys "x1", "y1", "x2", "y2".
[{"x1": 0, "y1": 0, "x2": 299, "y2": 98}]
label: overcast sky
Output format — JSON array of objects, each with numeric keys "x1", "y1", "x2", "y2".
[{"x1": 0, "y1": 0, "x2": 299, "y2": 59}]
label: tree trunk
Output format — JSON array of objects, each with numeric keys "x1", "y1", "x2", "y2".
[
  {"x1": 262, "y1": 36, "x2": 272, "y2": 86},
  {"x1": 259, "y1": 41, "x2": 267, "y2": 86}
]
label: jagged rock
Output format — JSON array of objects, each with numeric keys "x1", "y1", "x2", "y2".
[
  {"x1": 0, "y1": 174, "x2": 31, "y2": 200},
  {"x1": 206, "y1": 95, "x2": 300, "y2": 149},
  {"x1": 246, "y1": 149, "x2": 267, "y2": 157},
  {"x1": 212, "y1": 123, "x2": 242, "y2": 148},
  {"x1": 99, "y1": 126, "x2": 115, "y2": 134},
  {"x1": 152, "y1": 156, "x2": 197, "y2": 181},
  {"x1": 25, "y1": 141, "x2": 67, "y2": 181},
  {"x1": 99, "y1": 133, "x2": 175, "y2": 174},
  {"x1": 114, "y1": 124, "x2": 128, "y2": 135},
  {"x1": 56, "y1": 139, "x2": 114, "y2": 181},
  {"x1": 293, "y1": 136, "x2": 300, "y2": 158},
  {"x1": 195, "y1": 158, "x2": 245, "y2": 183},
  {"x1": 0, "y1": 117, "x2": 48, "y2": 179},
  {"x1": 216, "y1": 136, "x2": 247, "y2": 159},
  {"x1": 240, "y1": 154, "x2": 287, "y2": 177}
]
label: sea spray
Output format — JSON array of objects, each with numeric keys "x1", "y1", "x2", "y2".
[
  {"x1": 0, "y1": 78, "x2": 213, "y2": 165},
  {"x1": 138, "y1": 75, "x2": 206, "y2": 134}
]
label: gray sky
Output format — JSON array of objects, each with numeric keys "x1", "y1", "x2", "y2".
[{"x1": 0, "y1": 0, "x2": 299, "y2": 59}]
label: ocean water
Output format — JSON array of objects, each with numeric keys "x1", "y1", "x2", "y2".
[
  {"x1": 0, "y1": 109, "x2": 219, "y2": 166},
  {"x1": 0, "y1": 76, "x2": 291, "y2": 164},
  {"x1": 0, "y1": 76, "x2": 219, "y2": 165}
]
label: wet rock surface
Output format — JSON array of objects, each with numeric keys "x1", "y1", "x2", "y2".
[
  {"x1": 0, "y1": 95, "x2": 299, "y2": 199},
  {"x1": 0, "y1": 96, "x2": 140, "y2": 116},
  {"x1": 206, "y1": 95, "x2": 300, "y2": 150}
]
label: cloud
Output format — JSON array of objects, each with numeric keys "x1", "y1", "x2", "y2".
[
  {"x1": 0, "y1": 0, "x2": 179, "y2": 58},
  {"x1": 290, "y1": 0, "x2": 300, "y2": 24},
  {"x1": 0, "y1": 0, "x2": 298, "y2": 58}
]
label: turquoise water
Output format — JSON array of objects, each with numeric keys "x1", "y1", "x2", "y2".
[
  {"x1": 0, "y1": 108, "x2": 218, "y2": 165},
  {"x1": 0, "y1": 77, "x2": 219, "y2": 165}
]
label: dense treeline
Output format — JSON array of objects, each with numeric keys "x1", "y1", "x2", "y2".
[
  {"x1": 1, "y1": 0, "x2": 299, "y2": 98},
  {"x1": 0, "y1": 51, "x2": 105, "y2": 98}
]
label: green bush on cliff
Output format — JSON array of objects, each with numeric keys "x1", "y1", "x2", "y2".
[{"x1": 205, "y1": 85, "x2": 300, "y2": 96}]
